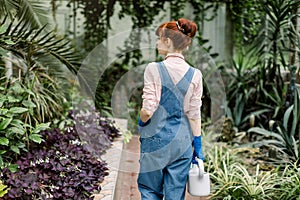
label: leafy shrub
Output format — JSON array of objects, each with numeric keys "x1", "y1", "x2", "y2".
[
  {"x1": 0, "y1": 125, "x2": 114, "y2": 199},
  {"x1": 210, "y1": 162, "x2": 281, "y2": 199},
  {"x1": 247, "y1": 90, "x2": 300, "y2": 164},
  {"x1": 0, "y1": 81, "x2": 50, "y2": 170},
  {"x1": 204, "y1": 141, "x2": 282, "y2": 199},
  {"x1": 278, "y1": 164, "x2": 300, "y2": 200},
  {"x1": 72, "y1": 98, "x2": 121, "y2": 155}
]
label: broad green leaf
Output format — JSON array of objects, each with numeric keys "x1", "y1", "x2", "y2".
[
  {"x1": 0, "y1": 156, "x2": 3, "y2": 168},
  {"x1": 0, "y1": 93, "x2": 5, "y2": 100},
  {"x1": 8, "y1": 107, "x2": 28, "y2": 114},
  {"x1": 0, "y1": 118, "x2": 12, "y2": 130},
  {"x1": 5, "y1": 131, "x2": 15, "y2": 138},
  {"x1": 4, "y1": 39, "x2": 15, "y2": 45},
  {"x1": 33, "y1": 122, "x2": 50, "y2": 133},
  {"x1": 0, "y1": 191, "x2": 8, "y2": 198},
  {"x1": 0, "y1": 137, "x2": 9, "y2": 146},
  {"x1": 0, "y1": 186, "x2": 8, "y2": 198},
  {"x1": 10, "y1": 119, "x2": 25, "y2": 129},
  {"x1": 0, "y1": 108, "x2": 8, "y2": 115},
  {"x1": 7, "y1": 96, "x2": 21, "y2": 103},
  {"x1": 29, "y1": 108, "x2": 34, "y2": 115},
  {"x1": 7, "y1": 164, "x2": 18, "y2": 173},
  {"x1": 16, "y1": 142, "x2": 25, "y2": 149},
  {"x1": 18, "y1": 0, "x2": 50, "y2": 29},
  {"x1": 0, "y1": 150, "x2": 7, "y2": 154},
  {"x1": 0, "y1": 47, "x2": 8, "y2": 57},
  {"x1": 11, "y1": 83, "x2": 24, "y2": 94},
  {"x1": 59, "y1": 121, "x2": 65, "y2": 130},
  {"x1": 22, "y1": 100, "x2": 36, "y2": 108},
  {"x1": 7, "y1": 127, "x2": 25, "y2": 135},
  {"x1": 10, "y1": 146, "x2": 20, "y2": 154},
  {"x1": 29, "y1": 134, "x2": 43, "y2": 143},
  {"x1": 25, "y1": 89, "x2": 35, "y2": 96},
  {"x1": 0, "y1": 26, "x2": 6, "y2": 34}
]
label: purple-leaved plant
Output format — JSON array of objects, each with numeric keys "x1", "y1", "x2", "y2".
[{"x1": 1, "y1": 112, "x2": 120, "y2": 199}]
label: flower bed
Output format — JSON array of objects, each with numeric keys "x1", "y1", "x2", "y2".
[{"x1": 0, "y1": 110, "x2": 120, "y2": 199}]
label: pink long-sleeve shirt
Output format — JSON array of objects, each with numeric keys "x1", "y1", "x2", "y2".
[{"x1": 142, "y1": 53, "x2": 203, "y2": 120}]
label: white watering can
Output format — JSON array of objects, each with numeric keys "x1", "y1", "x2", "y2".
[{"x1": 187, "y1": 158, "x2": 210, "y2": 196}]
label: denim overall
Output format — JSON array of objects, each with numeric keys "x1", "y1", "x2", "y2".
[{"x1": 138, "y1": 62, "x2": 195, "y2": 200}]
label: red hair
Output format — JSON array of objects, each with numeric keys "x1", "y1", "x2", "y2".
[{"x1": 156, "y1": 18, "x2": 197, "y2": 50}]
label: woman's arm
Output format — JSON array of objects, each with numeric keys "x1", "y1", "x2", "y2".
[
  {"x1": 140, "y1": 63, "x2": 160, "y2": 123},
  {"x1": 188, "y1": 117, "x2": 201, "y2": 137},
  {"x1": 186, "y1": 69, "x2": 202, "y2": 137}
]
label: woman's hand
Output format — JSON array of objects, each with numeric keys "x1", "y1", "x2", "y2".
[
  {"x1": 192, "y1": 135, "x2": 204, "y2": 164},
  {"x1": 140, "y1": 108, "x2": 152, "y2": 122}
]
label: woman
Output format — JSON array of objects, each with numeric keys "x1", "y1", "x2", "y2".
[{"x1": 137, "y1": 18, "x2": 204, "y2": 200}]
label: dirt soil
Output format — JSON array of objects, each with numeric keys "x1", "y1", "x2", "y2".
[{"x1": 113, "y1": 135, "x2": 210, "y2": 200}]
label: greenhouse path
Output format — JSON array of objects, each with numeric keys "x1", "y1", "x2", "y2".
[{"x1": 94, "y1": 132, "x2": 210, "y2": 200}]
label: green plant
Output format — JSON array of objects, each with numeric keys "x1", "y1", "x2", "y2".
[
  {"x1": 222, "y1": 48, "x2": 260, "y2": 129},
  {"x1": 204, "y1": 143, "x2": 241, "y2": 199},
  {"x1": 0, "y1": 180, "x2": 8, "y2": 198},
  {"x1": 255, "y1": 83, "x2": 287, "y2": 121},
  {"x1": 279, "y1": 163, "x2": 300, "y2": 200},
  {"x1": 0, "y1": 0, "x2": 49, "y2": 30},
  {"x1": 225, "y1": 93, "x2": 254, "y2": 129},
  {"x1": 206, "y1": 144, "x2": 242, "y2": 172},
  {"x1": 1, "y1": 127, "x2": 111, "y2": 199},
  {"x1": 0, "y1": 13, "x2": 81, "y2": 123},
  {"x1": 203, "y1": 137, "x2": 286, "y2": 199},
  {"x1": 255, "y1": 0, "x2": 300, "y2": 84},
  {"x1": 122, "y1": 130, "x2": 133, "y2": 144},
  {"x1": 0, "y1": 78, "x2": 55, "y2": 170},
  {"x1": 232, "y1": 164, "x2": 279, "y2": 199},
  {"x1": 223, "y1": 0, "x2": 300, "y2": 133},
  {"x1": 211, "y1": 162, "x2": 281, "y2": 199},
  {"x1": 248, "y1": 90, "x2": 300, "y2": 164}
]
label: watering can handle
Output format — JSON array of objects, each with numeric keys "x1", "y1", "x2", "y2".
[{"x1": 196, "y1": 157, "x2": 204, "y2": 177}]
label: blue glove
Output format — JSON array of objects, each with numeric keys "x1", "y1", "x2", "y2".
[
  {"x1": 138, "y1": 117, "x2": 151, "y2": 127},
  {"x1": 192, "y1": 135, "x2": 204, "y2": 164}
]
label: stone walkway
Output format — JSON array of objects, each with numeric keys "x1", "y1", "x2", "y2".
[
  {"x1": 92, "y1": 118, "x2": 127, "y2": 200},
  {"x1": 93, "y1": 136, "x2": 124, "y2": 200}
]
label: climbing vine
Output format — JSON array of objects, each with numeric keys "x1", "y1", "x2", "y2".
[
  {"x1": 65, "y1": 0, "x2": 116, "y2": 52},
  {"x1": 228, "y1": 0, "x2": 264, "y2": 46},
  {"x1": 118, "y1": 0, "x2": 167, "y2": 65}
]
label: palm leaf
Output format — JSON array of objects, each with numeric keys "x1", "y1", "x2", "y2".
[
  {"x1": 0, "y1": 18, "x2": 94, "y2": 98},
  {"x1": 0, "y1": 0, "x2": 49, "y2": 30},
  {"x1": 0, "y1": 0, "x2": 18, "y2": 19},
  {"x1": 0, "y1": 19, "x2": 81, "y2": 75},
  {"x1": 17, "y1": 0, "x2": 50, "y2": 29}
]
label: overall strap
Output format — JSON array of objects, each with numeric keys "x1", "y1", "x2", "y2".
[
  {"x1": 157, "y1": 62, "x2": 195, "y2": 97},
  {"x1": 176, "y1": 67, "x2": 195, "y2": 96},
  {"x1": 157, "y1": 62, "x2": 175, "y2": 89}
]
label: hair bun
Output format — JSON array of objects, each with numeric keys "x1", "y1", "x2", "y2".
[{"x1": 177, "y1": 18, "x2": 197, "y2": 37}]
